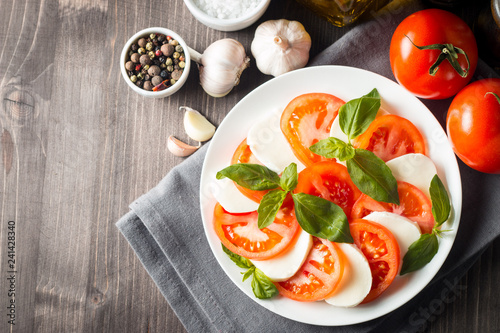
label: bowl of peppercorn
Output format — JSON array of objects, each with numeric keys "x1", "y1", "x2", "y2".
[{"x1": 120, "y1": 27, "x2": 191, "y2": 98}]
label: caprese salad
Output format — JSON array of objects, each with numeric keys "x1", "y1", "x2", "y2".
[{"x1": 212, "y1": 88, "x2": 451, "y2": 306}]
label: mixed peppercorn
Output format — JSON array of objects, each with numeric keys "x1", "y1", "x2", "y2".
[{"x1": 125, "y1": 33, "x2": 186, "y2": 91}]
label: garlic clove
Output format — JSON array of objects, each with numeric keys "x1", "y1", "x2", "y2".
[
  {"x1": 181, "y1": 106, "x2": 216, "y2": 142},
  {"x1": 167, "y1": 135, "x2": 201, "y2": 157}
]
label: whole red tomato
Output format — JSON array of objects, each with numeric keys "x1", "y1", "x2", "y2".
[
  {"x1": 390, "y1": 9, "x2": 478, "y2": 99},
  {"x1": 446, "y1": 78, "x2": 500, "y2": 174}
]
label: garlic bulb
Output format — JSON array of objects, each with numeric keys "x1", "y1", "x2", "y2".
[
  {"x1": 181, "y1": 106, "x2": 216, "y2": 142},
  {"x1": 251, "y1": 20, "x2": 311, "y2": 77},
  {"x1": 189, "y1": 39, "x2": 250, "y2": 97},
  {"x1": 167, "y1": 135, "x2": 201, "y2": 157}
]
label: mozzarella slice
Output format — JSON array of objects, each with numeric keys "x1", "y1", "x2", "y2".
[
  {"x1": 212, "y1": 178, "x2": 259, "y2": 213},
  {"x1": 363, "y1": 211, "x2": 421, "y2": 258},
  {"x1": 325, "y1": 243, "x2": 372, "y2": 307},
  {"x1": 386, "y1": 153, "x2": 437, "y2": 199},
  {"x1": 251, "y1": 229, "x2": 312, "y2": 282},
  {"x1": 329, "y1": 114, "x2": 349, "y2": 143},
  {"x1": 247, "y1": 108, "x2": 305, "y2": 174}
]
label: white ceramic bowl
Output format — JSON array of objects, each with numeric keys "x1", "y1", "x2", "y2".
[
  {"x1": 183, "y1": 0, "x2": 271, "y2": 31},
  {"x1": 120, "y1": 27, "x2": 191, "y2": 98}
]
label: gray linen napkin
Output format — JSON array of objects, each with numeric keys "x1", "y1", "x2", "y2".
[{"x1": 116, "y1": 0, "x2": 500, "y2": 332}]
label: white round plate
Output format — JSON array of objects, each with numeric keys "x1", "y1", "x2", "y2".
[{"x1": 199, "y1": 66, "x2": 462, "y2": 326}]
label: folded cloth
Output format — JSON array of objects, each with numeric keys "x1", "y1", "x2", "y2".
[{"x1": 116, "y1": 0, "x2": 500, "y2": 332}]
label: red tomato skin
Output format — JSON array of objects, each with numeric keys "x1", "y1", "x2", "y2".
[
  {"x1": 350, "y1": 219, "x2": 400, "y2": 303},
  {"x1": 351, "y1": 181, "x2": 435, "y2": 234},
  {"x1": 295, "y1": 161, "x2": 362, "y2": 217},
  {"x1": 213, "y1": 202, "x2": 301, "y2": 260},
  {"x1": 353, "y1": 114, "x2": 427, "y2": 162},
  {"x1": 281, "y1": 93, "x2": 345, "y2": 166},
  {"x1": 275, "y1": 238, "x2": 345, "y2": 302},
  {"x1": 446, "y1": 78, "x2": 500, "y2": 174},
  {"x1": 390, "y1": 9, "x2": 478, "y2": 99}
]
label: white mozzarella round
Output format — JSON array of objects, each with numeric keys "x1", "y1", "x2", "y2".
[
  {"x1": 363, "y1": 211, "x2": 421, "y2": 258},
  {"x1": 325, "y1": 243, "x2": 372, "y2": 307},
  {"x1": 247, "y1": 108, "x2": 305, "y2": 174},
  {"x1": 251, "y1": 229, "x2": 313, "y2": 282},
  {"x1": 212, "y1": 178, "x2": 259, "y2": 213},
  {"x1": 386, "y1": 153, "x2": 437, "y2": 199},
  {"x1": 329, "y1": 115, "x2": 349, "y2": 143}
]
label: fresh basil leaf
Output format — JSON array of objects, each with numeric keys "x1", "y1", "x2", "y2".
[
  {"x1": 400, "y1": 233, "x2": 439, "y2": 275},
  {"x1": 258, "y1": 190, "x2": 287, "y2": 229},
  {"x1": 339, "y1": 88, "x2": 381, "y2": 141},
  {"x1": 222, "y1": 244, "x2": 253, "y2": 270},
  {"x1": 429, "y1": 175, "x2": 451, "y2": 227},
  {"x1": 347, "y1": 149, "x2": 399, "y2": 205},
  {"x1": 310, "y1": 137, "x2": 355, "y2": 161},
  {"x1": 222, "y1": 244, "x2": 278, "y2": 300},
  {"x1": 252, "y1": 268, "x2": 279, "y2": 299},
  {"x1": 292, "y1": 193, "x2": 353, "y2": 243},
  {"x1": 216, "y1": 163, "x2": 280, "y2": 191},
  {"x1": 242, "y1": 267, "x2": 255, "y2": 282},
  {"x1": 280, "y1": 163, "x2": 298, "y2": 192}
]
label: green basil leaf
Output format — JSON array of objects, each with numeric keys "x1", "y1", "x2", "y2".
[
  {"x1": 222, "y1": 244, "x2": 278, "y2": 299},
  {"x1": 292, "y1": 193, "x2": 353, "y2": 243},
  {"x1": 222, "y1": 244, "x2": 253, "y2": 270},
  {"x1": 310, "y1": 137, "x2": 355, "y2": 161},
  {"x1": 258, "y1": 190, "x2": 287, "y2": 229},
  {"x1": 252, "y1": 268, "x2": 279, "y2": 299},
  {"x1": 339, "y1": 88, "x2": 381, "y2": 141},
  {"x1": 347, "y1": 149, "x2": 399, "y2": 205},
  {"x1": 216, "y1": 163, "x2": 280, "y2": 191},
  {"x1": 429, "y1": 175, "x2": 451, "y2": 227},
  {"x1": 280, "y1": 163, "x2": 298, "y2": 192},
  {"x1": 242, "y1": 267, "x2": 255, "y2": 282},
  {"x1": 400, "y1": 233, "x2": 439, "y2": 275}
]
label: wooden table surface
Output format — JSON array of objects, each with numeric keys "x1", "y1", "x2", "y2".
[{"x1": 1, "y1": 0, "x2": 499, "y2": 332}]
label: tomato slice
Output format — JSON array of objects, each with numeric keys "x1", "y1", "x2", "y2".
[
  {"x1": 350, "y1": 219, "x2": 400, "y2": 303},
  {"x1": 230, "y1": 139, "x2": 267, "y2": 203},
  {"x1": 213, "y1": 200, "x2": 300, "y2": 260},
  {"x1": 275, "y1": 237, "x2": 345, "y2": 301},
  {"x1": 281, "y1": 93, "x2": 345, "y2": 166},
  {"x1": 353, "y1": 114, "x2": 426, "y2": 162},
  {"x1": 295, "y1": 161, "x2": 362, "y2": 217},
  {"x1": 351, "y1": 181, "x2": 434, "y2": 234}
]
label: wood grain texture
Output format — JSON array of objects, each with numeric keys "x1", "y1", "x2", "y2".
[{"x1": 0, "y1": 0, "x2": 498, "y2": 332}]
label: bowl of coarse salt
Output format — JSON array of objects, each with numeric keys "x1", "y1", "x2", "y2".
[{"x1": 183, "y1": 0, "x2": 271, "y2": 31}]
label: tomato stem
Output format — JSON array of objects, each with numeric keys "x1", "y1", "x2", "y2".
[
  {"x1": 485, "y1": 92, "x2": 500, "y2": 105},
  {"x1": 404, "y1": 34, "x2": 470, "y2": 78}
]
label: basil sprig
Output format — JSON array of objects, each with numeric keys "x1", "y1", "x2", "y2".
[
  {"x1": 217, "y1": 162, "x2": 352, "y2": 243},
  {"x1": 400, "y1": 175, "x2": 451, "y2": 275},
  {"x1": 310, "y1": 88, "x2": 400, "y2": 205},
  {"x1": 309, "y1": 137, "x2": 355, "y2": 161},
  {"x1": 222, "y1": 244, "x2": 278, "y2": 299}
]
